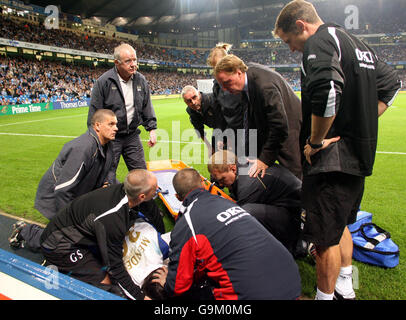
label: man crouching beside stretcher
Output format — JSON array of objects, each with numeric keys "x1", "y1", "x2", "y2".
[
  {"x1": 150, "y1": 168, "x2": 301, "y2": 300},
  {"x1": 208, "y1": 150, "x2": 305, "y2": 257}
]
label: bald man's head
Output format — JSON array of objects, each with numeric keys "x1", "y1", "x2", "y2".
[
  {"x1": 172, "y1": 168, "x2": 203, "y2": 201},
  {"x1": 124, "y1": 169, "x2": 157, "y2": 206}
]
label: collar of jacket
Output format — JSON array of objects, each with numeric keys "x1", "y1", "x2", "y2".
[
  {"x1": 105, "y1": 66, "x2": 119, "y2": 83},
  {"x1": 88, "y1": 126, "x2": 107, "y2": 158},
  {"x1": 182, "y1": 188, "x2": 206, "y2": 207},
  {"x1": 317, "y1": 22, "x2": 341, "y2": 33},
  {"x1": 177, "y1": 188, "x2": 205, "y2": 220},
  {"x1": 232, "y1": 161, "x2": 251, "y2": 191},
  {"x1": 105, "y1": 67, "x2": 134, "y2": 101},
  {"x1": 199, "y1": 92, "x2": 210, "y2": 115},
  {"x1": 101, "y1": 67, "x2": 125, "y2": 101},
  {"x1": 108, "y1": 66, "x2": 137, "y2": 84}
]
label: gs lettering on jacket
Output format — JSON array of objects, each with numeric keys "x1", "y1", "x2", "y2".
[{"x1": 69, "y1": 249, "x2": 83, "y2": 263}]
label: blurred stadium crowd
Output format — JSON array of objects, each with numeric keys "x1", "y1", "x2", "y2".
[{"x1": 0, "y1": 13, "x2": 405, "y2": 105}]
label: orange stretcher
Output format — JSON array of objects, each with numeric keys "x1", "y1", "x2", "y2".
[{"x1": 146, "y1": 159, "x2": 235, "y2": 219}]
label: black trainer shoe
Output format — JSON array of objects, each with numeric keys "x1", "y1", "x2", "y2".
[
  {"x1": 8, "y1": 220, "x2": 27, "y2": 249},
  {"x1": 333, "y1": 289, "x2": 356, "y2": 300},
  {"x1": 307, "y1": 242, "x2": 317, "y2": 261}
]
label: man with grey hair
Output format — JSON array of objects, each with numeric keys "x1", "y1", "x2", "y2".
[
  {"x1": 182, "y1": 85, "x2": 226, "y2": 155},
  {"x1": 40, "y1": 169, "x2": 158, "y2": 300},
  {"x1": 87, "y1": 42, "x2": 164, "y2": 234}
]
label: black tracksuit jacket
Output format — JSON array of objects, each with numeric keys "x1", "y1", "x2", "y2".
[
  {"x1": 186, "y1": 91, "x2": 226, "y2": 139},
  {"x1": 40, "y1": 184, "x2": 144, "y2": 300},
  {"x1": 301, "y1": 23, "x2": 401, "y2": 177},
  {"x1": 34, "y1": 127, "x2": 115, "y2": 219},
  {"x1": 87, "y1": 67, "x2": 157, "y2": 136},
  {"x1": 164, "y1": 188, "x2": 301, "y2": 300}
]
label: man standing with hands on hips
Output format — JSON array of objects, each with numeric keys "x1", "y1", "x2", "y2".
[
  {"x1": 88, "y1": 43, "x2": 164, "y2": 233},
  {"x1": 274, "y1": 0, "x2": 401, "y2": 300}
]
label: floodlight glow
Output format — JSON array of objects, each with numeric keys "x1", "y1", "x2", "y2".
[
  {"x1": 160, "y1": 16, "x2": 176, "y2": 23},
  {"x1": 112, "y1": 17, "x2": 128, "y2": 26},
  {"x1": 134, "y1": 17, "x2": 154, "y2": 26},
  {"x1": 179, "y1": 13, "x2": 198, "y2": 21}
]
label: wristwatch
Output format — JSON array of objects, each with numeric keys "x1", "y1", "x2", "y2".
[{"x1": 306, "y1": 137, "x2": 324, "y2": 149}]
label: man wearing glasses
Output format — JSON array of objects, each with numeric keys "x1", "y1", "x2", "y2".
[{"x1": 88, "y1": 43, "x2": 164, "y2": 234}]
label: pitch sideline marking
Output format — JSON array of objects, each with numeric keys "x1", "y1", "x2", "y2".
[
  {"x1": 0, "y1": 132, "x2": 77, "y2": 138},
  {"x1": 0, "y1": 131, "x2": 405, "y2": 154},
  {"x1": 0, "y1": 132, "x2": 204, "y2": 145},
  {"x1": 0, "y1": 114, "x2": 84, "y2": 127},
  {"x1": 0, "y1": 210, "x2": 46, "y2": 228}
]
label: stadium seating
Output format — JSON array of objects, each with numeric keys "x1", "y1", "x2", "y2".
[{"x1": 0, "y1": 12, "x2": 405, "y2": 105}]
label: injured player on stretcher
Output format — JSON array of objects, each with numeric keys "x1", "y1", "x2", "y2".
[{"x1": 122, "y1": 212, "x2": 171, "y2": 300}]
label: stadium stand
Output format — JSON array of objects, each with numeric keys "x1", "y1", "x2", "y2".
[
  {"x1": 0, "y1": 56, "x2": 97, "y2": 104},
  {"x1": 1, "y1": 3, "x2": 405, "y2": 105},
  {"x1": 0, "y1": 55, "x2": 214, "y2": 105}
]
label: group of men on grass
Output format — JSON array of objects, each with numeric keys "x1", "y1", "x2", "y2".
[{"x1": 10, "y1": 0, "x2": 401, "y2": 300}]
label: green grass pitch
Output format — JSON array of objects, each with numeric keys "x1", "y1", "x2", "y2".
[{"x1": 0, "y1": 92, "x2": 405, "y2": 299}]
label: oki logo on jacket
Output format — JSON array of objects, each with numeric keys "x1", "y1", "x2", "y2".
[
  {"x1": 355, "y1": 48, "x2": 375, "y2": 70},
  {"x1": 216, "y1": 206, "x2": 250, "y2": 226}
]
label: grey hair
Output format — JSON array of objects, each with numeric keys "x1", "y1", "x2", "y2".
[
  {"x1": 113, "y1": 43, "x2": 136, "y2": 61},
  {"x1": 181, "y1": 85, "x2": 198, "y2": 98}
]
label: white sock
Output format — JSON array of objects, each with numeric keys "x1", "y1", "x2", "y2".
[
  {"x1": 315, "y1": 288, "x2": 334, "y2": 300},
  {"x1": 340, "y1": 265, "x2": 352, "y2": 276},
  {"x1": 335, "y1": 265, "x2": 355, "y2": 298}
]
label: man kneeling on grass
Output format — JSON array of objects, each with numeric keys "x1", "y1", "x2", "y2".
[
  {"x1": 208, "y1": 150, "x2": 306, "y2": 257},
  {"x1": 40, "y1": 169, "x2": 159, "y2": 299},
  {"x1": 9, "y1": 109, "x2": 118, "y2": 251}
]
